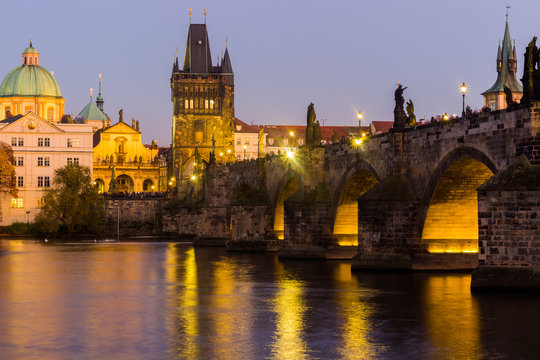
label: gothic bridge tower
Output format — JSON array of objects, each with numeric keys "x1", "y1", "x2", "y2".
[{"x1": 170, "y1": 23, "x2": 235, "y2": 184}]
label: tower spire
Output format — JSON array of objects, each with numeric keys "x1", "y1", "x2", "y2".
[{"x1": 96, "y1": 73, "x2": 104, "y2": 111}]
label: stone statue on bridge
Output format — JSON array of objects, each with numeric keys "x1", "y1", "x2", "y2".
[
  {"x1": 306, "y1": 103, "x2": 318, "y2": 146},
  {"x1": 393, "y1": 83, "x2": 408, "y2": 130},
  {"x1": 108, "y1": 166, "x2": 119, "y2": 194},
  {"x1": 522, "y1": 36, "x2": 539, "y2": 104},
  {"x1": 504, "y1": 85, "x2": 517, "y2": 109},
  {"x1": 406, "y1": 99, "x2": 416, "y2": 127}
]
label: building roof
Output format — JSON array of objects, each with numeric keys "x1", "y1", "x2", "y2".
[
  {"x1": 182, "y1": 24, "x2": 214, "y2": 73},
  {"x1": 0, "y1": 114, "x2": 23, "y2": 124},
  {"x1": 371, "y1": 121, "x2": 394, "y2": 134},
  {"x1": 75, "y1": 100, "x2": 109, "y2": 123},
  {"x1": 0, "y1": 65, "x2": 62, "y2": 98},
  {"x1": 234, "y1": 118, "x2": 259, "y2": 133},
  {"x1": 483, "y1": 20, "x2": 523, "y2": 95},
  {"x1": 0, "y1": 43, "x2": 62, "y2": 98}
]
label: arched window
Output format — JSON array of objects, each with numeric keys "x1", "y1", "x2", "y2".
[{"x1": 46, "y1": 107, "x2": 54, "y2": 122}]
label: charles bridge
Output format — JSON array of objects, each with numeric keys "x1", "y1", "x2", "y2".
[
  {"x1": 105, "y1": 102, "x2": 539, "y2": 290},
  {"x1": 106, "y1": 101, "x2": 533, "y2": 281}
]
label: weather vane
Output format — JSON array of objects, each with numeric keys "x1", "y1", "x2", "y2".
[
  {"x1": 506, "y1": 5, "x2": 511, "y2": 21},
  {"x1": 189, "y1": 8, "x2": 192, "y2": 23}
]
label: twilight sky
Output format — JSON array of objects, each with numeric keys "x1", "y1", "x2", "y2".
[{"x1": 1, "y1": 0, "x2": 539, "y2": 145}]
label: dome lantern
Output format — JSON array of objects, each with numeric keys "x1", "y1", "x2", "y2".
[{"x1": 22, "y1": 40, "x2": 39, "y2": 66}]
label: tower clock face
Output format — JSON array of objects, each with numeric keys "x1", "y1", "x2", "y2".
[{"x1": 28, "y1": 120, "x2": 36, "y2": 129}]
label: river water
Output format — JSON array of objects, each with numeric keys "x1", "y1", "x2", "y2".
[{"x1": 0, "y1": 240, "x2": 539, "y2": 360}]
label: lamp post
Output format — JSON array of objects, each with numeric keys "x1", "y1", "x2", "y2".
[
  {"x1": 243, "y1": 144, "x2": 247, "y2": 160},
  {"x1": 26, "y1": 210, "x2": 30, "y2": 231},
  {"x1": 357, "y1": 111, "x2": 363, "y2": 135},
  {"x1": 460, "y1": 82, "x2": 467, "y2": 116}
]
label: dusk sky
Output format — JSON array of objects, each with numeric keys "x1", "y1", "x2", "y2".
[{"x1": 2, "y1": 0, "x2": 540, "y2": 144}]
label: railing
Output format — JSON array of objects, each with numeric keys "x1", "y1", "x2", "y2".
[{"x1": 94, "y1": 161, "x2": 161, "y2": 169}]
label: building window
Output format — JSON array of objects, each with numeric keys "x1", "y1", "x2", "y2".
[
  {"x1": 38, "y1": 138, "x2": 50, "y2": 147},
  {"x1": 237, "y1": 139, "x2": 241, "y2": 145},
  {"x1": 38, "y1": 176, "x2": 51, "y2": 188},
  {"x1": 185, "y1": 99, "x2": 189, "y2": 109},
  {"x1": 13, "y1": 137, "x2": 24, "y2": 146},
  {"x1": 38, "y1": 157, "x2": 43, "y2": 166},
  {"x1": 18, "y1": 137, "x2": 24, "y2": 146},
  {"x1": 5, "y1": 106, "x2": 11, "y2": 118},
  {"x1": 205, "y1": 100, "x2": 209, "y2": 109},
  {"x1": 16, "y1": 157, "x2": 23, "y2": 166},
  {"x1": 210, "y1": 99, "x2": 215, "y2": 109},
  {"x1": 11, "y1": 137, "x2": 17, "y2": 146},
  {"x1": 44, "y1": 157, "x2": 50, "y2": 166},
  {"x1": 37, "y1": 198, "x2": 45, "y2": 208},
  {"x1": 67, "y1": 158, "x2": 72, "y2": 164},
  {"x1": 17, "y1": 176, "x2": 24, "y2": 187},
  {"x1": 67, "y1": 138, "x2": 80, "y2": 147},
  {"x1": 10, "y1": 198, "x2": 23, "y2": 208},
  {"x1": 73, "y1": 158, "x2": 79, "y2": 164},
  {"x1": 190, "y1": 99, "x2": 194, "y2": 109},
  {"x1": 47, "y1": 107, "x2": 54, "y2": 122}
]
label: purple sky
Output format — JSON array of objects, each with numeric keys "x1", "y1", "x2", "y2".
[{"x1": 1, "y1": 0, "x2": 539, "y2": 145}]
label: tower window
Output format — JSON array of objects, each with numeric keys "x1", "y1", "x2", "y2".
[
  {"x1": 190, "y1": 99, "x2": 194, "y2": 109},
  {"x1": 185, "y1": 99, "x2": 189, "y2": 109}
]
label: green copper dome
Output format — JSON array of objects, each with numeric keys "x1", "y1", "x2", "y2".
[
  {"x1": 0, "y1": 65, "x2": 62, "y2": 98},
  {"x1": 23, "y1": 46, "x2": 39, "y2": 54}
]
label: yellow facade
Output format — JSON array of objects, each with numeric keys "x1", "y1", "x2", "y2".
[
  {"x1": 0, "y1": 97, "x2": 64, "y2": 123},
  {"x1": 93, "y1": 121, "x2": 163, "y2": 193}
]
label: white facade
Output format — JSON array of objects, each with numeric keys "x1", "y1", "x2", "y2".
[
  {"x1": 234, "y1": 132, "x2": 261, "y2": 160},
  {"x1": 0, "y1": 113, "x2": 94, "y2": 225}
]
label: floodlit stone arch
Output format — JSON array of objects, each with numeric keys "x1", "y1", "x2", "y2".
[{"x1": 420, "y1": 147, "x2": 497, "y2": 253}]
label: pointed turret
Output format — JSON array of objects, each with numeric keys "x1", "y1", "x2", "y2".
[
  {"x1": 96, "y1": 74, "x2": 104, "y2": 111},
  {"x1": 182, "y1": 24, "x2": 213, "y2": 73},
  {"x1": 482, "y1": 16, "x2": 523, "y2": 110},
  {"x1": 221, "y1": 47, "x2": 233, "y2": 73}
]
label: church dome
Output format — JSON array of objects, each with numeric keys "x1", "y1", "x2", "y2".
[{"x1": 0, "y1": 42, "x2": 62, "y2": 98}]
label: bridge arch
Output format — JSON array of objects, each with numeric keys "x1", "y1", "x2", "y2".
[
  {"x1": 271, "y1": 173, "x2": 300, "y2": 240},
  {"x1": 331, "y1": 160, "x2": 380, "y2": 246},
  {"x1": 419, "y1": 146, "x2": 497, "y2": 253}
]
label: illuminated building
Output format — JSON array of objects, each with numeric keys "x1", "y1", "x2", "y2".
[
  {"x1": 0, "y1": 113, "x2": 94, "y2": 224},
  {"x1": 0, "y1": 41, "x2": 65, "y2": 123},
  {"x1": 170, "y1": 22, "x2": 235, "y2": 184},
  {"x1": 92, "y1": 116, "x2": 164, "y2": 193},
  {"x1": 482, "y1": 16, "x2": 523, "y2": 110}
]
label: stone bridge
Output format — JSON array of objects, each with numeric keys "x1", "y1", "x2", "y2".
[{"x1": 164, "y1": 103, "x2": 539, "y2": 270}]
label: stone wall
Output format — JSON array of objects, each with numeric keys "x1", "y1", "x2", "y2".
[
  {"x1": 105, "y1": 196, "x2": 164, "y2": 236},
  {"x1": 472, "y1": 157, "x2": 540, "y2": 289}
]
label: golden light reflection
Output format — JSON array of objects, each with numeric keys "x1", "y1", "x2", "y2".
[
  {"x1": 209, "y1": 258, "x2": 254, "y2": 359},
  {"x1": 334, "y1": 170, "x2": 378, "y2": 246},
  {"x1": 422, "y1": 275, "x2": 480, "y2": 359},
  {"x1": 422, "y1": 158, "x2": 493, "y2": 253},
  {"x1": 271, "y1": 276, "x2": 309, "y2": 360},
  {"x1": 166, "y1": 245, "x2": 199, "y2": 359},
  {"x1": 334, "y1": 263, "x2": 378, "y2": 359}
]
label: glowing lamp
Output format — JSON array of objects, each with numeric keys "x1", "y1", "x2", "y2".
[
  {"x1": 243, "y1": 144, "x2": 247, "y2": 149},
  {"x1": 191, "y1": 175, "x2": 197, "y2": 181},
  {"x1": 443, "y1": 113, "x2": 450, "y2": 121},
  {"x1": 219, "y1": 152, "x2": 223, "y2": 156},
  {"x1": 362, "y1": 133, "x2": 366, "y2": 137},
  {"x1": 357, "y1": 111, "x2": 363, "y2": 120},
  {"x1": 151, "y1": 185, "x2": 155, "y2": 189},
  {"x1": 286, "y1": 150, "x2": 295, "y2": 159},
  {"x1": 171, "y1": 177, "x2": 175, "y2": 181},
  {"x1": 354, "y1": 139, "x2": 361, "y2": 145},
  {"x1": 289, "y1": 131, "x2": 294, "y2": 137},
  {"x1": 460, "y1": 82, "x2": 467, "y2": 94},
  {"x1": 227, "y1": 149, "x2": 231, "y2": 154}
]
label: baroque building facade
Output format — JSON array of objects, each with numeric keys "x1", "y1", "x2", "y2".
[{"x1": 170, "y1": 23, "x2": 235, "y2": 188}]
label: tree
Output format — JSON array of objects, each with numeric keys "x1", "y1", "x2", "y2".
[
  {"x1": 0, "y1": 142, "x2": 17, "y2": 196},
  {"x1": 35, "y1": 164, "x2": 105, "y2": 234}
]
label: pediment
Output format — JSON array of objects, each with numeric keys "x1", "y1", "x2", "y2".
[
  {"x1": 105, "y1": 121, "x2": 140, "y2": 134},
  {"x1": 0, "y1": 112, "x2": 65, "y2": 134}
]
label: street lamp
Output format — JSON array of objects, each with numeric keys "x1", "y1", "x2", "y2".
[
  {"x1": 443, "y1": 113, "x2": 450, "y2": 121},
  {"x1": 243, "y1": 144, "x2": 247, "y2": 160},
  {"x1": 26, "y1": 210, "x2": 30, "y2": 231},
  {"x1": 357, "y1": 110, "x2": 363, "y2": 129},
  {"x1": 460, "y1": 82, "x2": 467, "y2": 116}
]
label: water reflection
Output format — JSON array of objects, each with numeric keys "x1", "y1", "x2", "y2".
[
  {"x1": 1, "y1": 241, "x2": 540, "y2": 359},
  {"x1": 270, "y1": 270, "x2": 308, "y2": 359},
  {"x1": 422, "y1": 275, "x2": 481, "y2": 359}
]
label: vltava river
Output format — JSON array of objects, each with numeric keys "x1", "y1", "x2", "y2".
[{"x1": 0, "y1": 240, "x2": 539, "y2": 359}]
